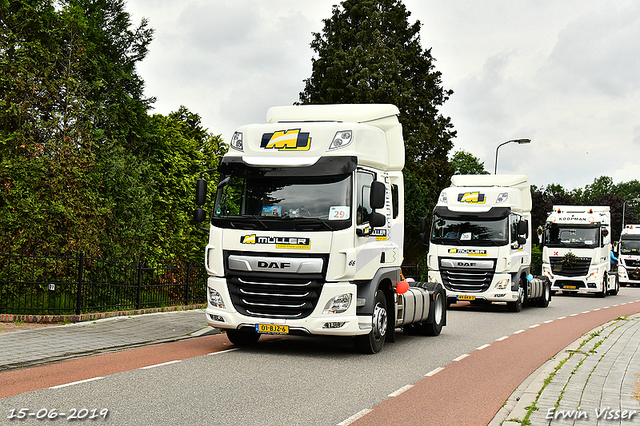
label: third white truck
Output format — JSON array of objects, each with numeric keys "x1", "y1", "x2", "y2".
[{"x1": 541, "y1": 205, "x2": 618, "y2": 296}]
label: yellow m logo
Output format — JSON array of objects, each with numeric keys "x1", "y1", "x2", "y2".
[{"x1": 261, "y1": 129, "x2": 311, "y2": 151}]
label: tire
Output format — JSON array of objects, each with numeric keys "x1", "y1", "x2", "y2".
[
  {"x1": 354, "y1": 290, "x2": 388, "y2": 354},
  {"x1": 507, "y1": 283, "x2": 525, "y2": 312},
  {"x1": 537, "y1": 282, "x2": 551, "y2": 308},
  {"x1": 226, "y1": 329, "x2": 261, "y2": 346},
  {"x1": 597, "y1": 276, "x2": 608, "y2": 298},
  {"x1": 418, "y1": 287, "x2": 446, "y2": 336},
  {"x1": 609, "y1": 275, "x2": 620, "y2": 296}
]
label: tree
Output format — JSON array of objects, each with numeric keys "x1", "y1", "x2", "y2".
[
  {"x1": 298, "y1": 0, "x2": 456, "y2": 262},
  {"x1": 145, "y1": 107, "x2": 227, "y2": 263},
  {"x1": 0, "y1": 0, "x2": 154, "y2": 256},
  {"x1": 451, "y1": 150, "x2": 489, "y2": 175}
]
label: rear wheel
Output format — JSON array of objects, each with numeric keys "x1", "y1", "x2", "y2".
[
  {"x1": 419, "y1": 287, "x2": 446, "y2": 336},
  {"x1": 354, "y1": 290, "x2": 388, "y2": 354},
  {"x1": 536, "y1": 282, "x2": 551, "y2": 308},
  {"x1": 226, "y1": 329, "x2": 261, "y2": 346}
]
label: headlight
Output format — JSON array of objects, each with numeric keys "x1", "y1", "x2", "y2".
[
  {"x1": 618, "y1": 267, "x2": 628, "y2": 279},
  {"x1": 327, "y1": 130, "x2": 353, "y2": 150},
  {"x1": 229, "y1": 131, "x2": 243, "y2": 151},
  {"x1": 323, "y1": 293, "x2": 352, "y2": 314},
  {"x1": 495, "y1": 279, "x2": 509, "y2": 290},
  {"x1": 208, "y1": 287, "x2": 225, "y2": 309}
]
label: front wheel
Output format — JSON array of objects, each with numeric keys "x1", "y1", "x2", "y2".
[
  {"x1": 597, "y1": 276, "x2": 608, "y2": 298},
  {"x1": 353, "y1": 290, "x2": 388, "y2": 354},
  {"x1": 226, "y1": 329, "x2": 261, "y2": 346},
  {"x1": 507, "y1": 283, "x2": 525, "y2": 312}
]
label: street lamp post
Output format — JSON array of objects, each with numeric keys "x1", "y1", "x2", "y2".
[{"x1": 494, "y1": 138, "x2": 531, "y2": 174}]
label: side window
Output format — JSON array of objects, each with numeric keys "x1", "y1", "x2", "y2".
[
  {"x1": 356, "y1": 171, "x2": 375, "y2": 225},
  {"x1": 510, "y1": 215, "x2": 521, "y2": 246},
  {"x1": 391, "y1": 184, "x2": 399, "y2": 219}
]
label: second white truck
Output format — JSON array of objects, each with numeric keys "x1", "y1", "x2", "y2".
[
  {"x1": 424, "y1": 174, "x2": 551, "y2": 312},
  {"x1": 541, "y1": 205, "x2": 618, "y2": 296},
  {"x1": 617, "y1": 224, "x2": 640, "y2": 286}
]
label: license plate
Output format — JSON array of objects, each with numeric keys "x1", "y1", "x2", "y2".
[
  {"x1": 255, "y1": 324, "x2": 289, "y2": 334},
  {"x1": 563, "y1": 285, "x2": 577, "y2": 289},
  {"x1": 457, "y1": 295, "x2": 476, "y2": 301}
]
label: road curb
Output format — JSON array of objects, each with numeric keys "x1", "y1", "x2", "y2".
[{"x1": 489, "y1": 317, "x2": 630, "y2": 425}]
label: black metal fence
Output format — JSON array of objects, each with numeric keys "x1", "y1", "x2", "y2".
[{"x1": 0, "y1": 251, "x2": 208, "y2": 315}]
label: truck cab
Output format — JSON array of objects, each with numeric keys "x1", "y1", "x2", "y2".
[
  {"x1": 541, "y1": 205, "x2": 618, "y2": 296},
  {"x1": 426, "y1": 175, "x2": 550, "y2": 312},
  {"x1": 194, "y1": 104, "x2": 446, "y2": 353},
  {"x1": 617, "y1": 224, "x2": 640, "y2": 286}
]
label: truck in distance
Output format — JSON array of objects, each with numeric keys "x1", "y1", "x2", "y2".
[
  {"x1": 617, "y1": 224, "x2": 640, "y2": 286},
  {"x1": 541, "y1": 205, "x2": 618, "y2": 296},
  {"x1": 423, "y1": 174, "x2": 551, "y2": 312},
  {"x1": 194, "y1": 104, "x2": 446, "y2": 353}
]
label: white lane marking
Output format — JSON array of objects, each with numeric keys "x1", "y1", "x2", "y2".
[
  {"x1": 496, "y1": 336, "x2": 509, "y2": 341},
  {"x1": 557, "y1": 316, "x2": 566, "y2": 320},
  {"x1": 476, "y1": 344, "x2": 490, "y2": 351},
  {"x1": 50, "y1": 377, "x2": 104, "y2": 389},
  {"x1": 338, "y1": 409, "x2": 372, "y2": 426},
  {"x1": 388, "y1": 384, "x2": 413, "y2": 397},
  {"x1": 529, "y1": 324, "x2": 540, "y2": 329},
  {"x1": 140, "y1": 360, "x2": 181, "y2": 369},
  {"x1": 425, "y1": 367, "x2": 444, "y2": 377},
  {"x1": 453, "y1": 354, "x2": 469, "y2": 362},
  {"x1": 206, "y1": 348, "x2": 240, "y2": 355},
  {"x1": 513, "y1": 330, "x2": 525, "y2": 334}
]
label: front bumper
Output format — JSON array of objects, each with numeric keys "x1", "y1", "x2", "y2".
[{"x1": 204, "y1": 276, "x2": 370, "y2": 336}]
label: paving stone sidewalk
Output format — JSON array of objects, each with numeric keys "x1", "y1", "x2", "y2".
[
  {"x1": 495, "y1": 314, "x2": 640, "y2": 426},
  {"x1": 0, "y1": 310, "x2": 217, "y2": 371}
]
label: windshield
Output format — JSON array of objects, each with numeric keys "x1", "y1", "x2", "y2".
[
  {"x1": 212, "y1": 174, "x2": 352, "y2": 231},
  {"x1": 544, "y1": 225, "x2": 600, "y2": 248},
  {"x1": 620, "y1": 238, "x2": 640, "y2": 254},
  {"x1": 430, "y1": 215, "x2": 509, "y2": 246}
]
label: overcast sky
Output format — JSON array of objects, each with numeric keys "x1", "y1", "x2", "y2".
[{"x1": 125, "y1": 0, "x2": 640, "y2": 191}]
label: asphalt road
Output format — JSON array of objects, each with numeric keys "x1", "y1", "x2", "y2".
[{"x1": 2, "y1": 288, "x2": 640, "y2": 425}]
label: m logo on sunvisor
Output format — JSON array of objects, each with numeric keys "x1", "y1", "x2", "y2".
[
  {"x1": 261, "y1": 129, "x2": 311, "y2": 151},
  {"x1": 458, "y1": 191, "x2": 486, "y2": 204}
]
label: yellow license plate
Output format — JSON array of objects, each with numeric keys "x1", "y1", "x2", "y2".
[
  {"x1": 457, "y1": 295, "x2": 476, "y2": 301},
  {"x1": 256, "y1": 324, "x2": 289, "y2": 334},
  {"x1": 563, "y1": 285, "x2": 577, "y2": 289}
]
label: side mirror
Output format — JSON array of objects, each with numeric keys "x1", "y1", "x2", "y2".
[
  {"x1": 196, "y1": 178, "x2": 207, "y2": 206},
  {"x1": 420, "y1": 217, "x2": 428, "y2": 233},
  {"x1": 370, "y1": 181, "x2": 385, "y2": 210},
  {"x1": 194, "y1": 207, "x2": 207, "y2": 224},
  {"x1": 518, "y1": 236, "x2": 526, "y2": 246},
  {"x1": 369, "y1": 211, "x2": 386, "y2": 228},
  {"x1": 517, "y1": 220, "x2": 528, "y2": 237}
]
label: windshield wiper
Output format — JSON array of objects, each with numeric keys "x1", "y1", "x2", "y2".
[{"x1": 290, "y1": 218, "x2": 334, "y2": 231}]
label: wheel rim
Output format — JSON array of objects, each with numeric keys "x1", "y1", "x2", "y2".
[
  {"x1": 518, "y1": 286, "x2": 525, "y2": 304},
  {"x1": 372, "y1": 302, "x2": 387, "y2": 341}
]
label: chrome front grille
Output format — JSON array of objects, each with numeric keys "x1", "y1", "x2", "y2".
[
  {"x1": 549, "y1": 256, "x2": 591, "y2": 277},
  {"x1": 439, "y1": 257, "x2": 496, "y2": 293},
  {"x1": 224, "y1": 251, "x2": 327, "y2": 319}
]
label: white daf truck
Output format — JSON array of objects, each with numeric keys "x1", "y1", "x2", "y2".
[
  {"x1": 424, "y1": 175, "x2": 551, "y2": 312},
  {"x1": 617, "y1": 224, "x2": 640, "y2": 286},
  {"x1": 541, "y1": 205, "x2": 618, "y2": 296},
  {"x1": 193, "y1": 104, "x2": 446, "y2": 354}
]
